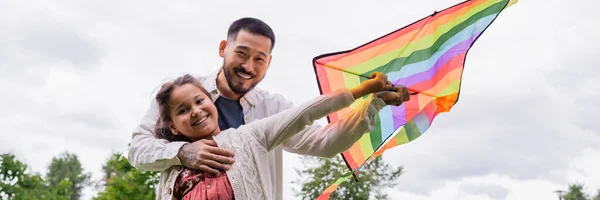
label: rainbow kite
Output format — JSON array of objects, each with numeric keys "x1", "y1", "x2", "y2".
[{"x1": 312, "y1": 0, "x2": 516, "y2": 198}]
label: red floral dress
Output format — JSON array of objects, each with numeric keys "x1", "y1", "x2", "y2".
[{"x1": 173, "y1": 167, "x2": 235, "y2": 200}]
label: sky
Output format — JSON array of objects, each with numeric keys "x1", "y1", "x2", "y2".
[{"x1": 1, "y1": 0, "x2": 598, "y2": 199}]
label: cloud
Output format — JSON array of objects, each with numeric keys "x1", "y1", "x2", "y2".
[
  {"x1": 383, "y1": 174, "x2": 565, "y2": 200},
  {"x1": 0, "y1": 2, "x2": 104, "y2": 73},
  {"x1": 382, "y1": 148, "x2": 600, "y2": 200},
  {"x1": 361, "y1": 0, "x2": 600, "y2": 197},
  {"x1": 380, "y1": 39, "x2": 599, "y2": 198},
  {"x1": 1, "y1": 0, "x2": 598, "y2": 200},
  {"x1": 459, "y1": 182, "x2": 509, "y2": 199}
]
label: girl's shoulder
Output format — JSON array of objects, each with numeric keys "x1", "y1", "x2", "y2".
[{"x1": 214, "y1": 127, "x2": 261, "y2": 147}]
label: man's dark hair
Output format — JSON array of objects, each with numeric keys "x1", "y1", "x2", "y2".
[{"x1": 227, "y1": 17, "x2": 276, "y2": 51}]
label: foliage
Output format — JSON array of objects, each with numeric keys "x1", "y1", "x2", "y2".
[
  {"x1": 559, "y1": 183, "x2": 600, "y2": 200},
  {"x1": 1, "y1": 153, "x2": 73, "y2": 200},
  {"x1": 563, "y1": 183, "x2": 590, "y2": 200},
  {"x1": 5, "y1": 150, "x2": 600, "y2": 200},
  {"x1": 46, "y1": 152, "x2": 92, "y2": 200},
  {"x1": 92, "y1": 152, "x2": 159, "y2": 200},
  {"x1": 293, "y1": 155, "x2": 403, "y2": 200}
]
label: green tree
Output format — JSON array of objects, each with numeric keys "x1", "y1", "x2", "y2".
[
  {"x1": 46, "y1": 152, "x2": 91, "y2": 200},
  {"x1": 563, "y1": 183, "x2": 590, "y2": 200},
  {"x1": 1, "y1": 153, "x2": 72, "y2": 200},
  {"x1": 93, "y1": 152, "x2": 159, "y2": 200},
  {"x1": 293, "y1": 155, "x2": 403, "y2": 200}
]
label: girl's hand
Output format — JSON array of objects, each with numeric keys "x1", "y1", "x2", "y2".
[
  {"x1": 361, "y1": 72, "x2": 393, "y2": 94},
  {"x1": 351, "y1": 72, "x2": 393, "y2": 99}
]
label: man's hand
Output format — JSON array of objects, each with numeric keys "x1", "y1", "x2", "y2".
[
  {"x1": 376, "y1": 85, "x2": 411, "y2": 106},
  {"x1": 177, "y1": 139, "x2": 235, "y2": 175}
]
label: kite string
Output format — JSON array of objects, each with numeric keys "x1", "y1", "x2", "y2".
[
  {"x1": 323, "y1": 64, "x2": 422, "y2": 97},
  {"x1": 334, "y1": 67, "x2": 421, "y2": 95}
]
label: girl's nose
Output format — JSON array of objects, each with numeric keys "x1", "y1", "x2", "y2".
[{"x1": 192, "y1": 108, "x2": 203, "y2": 117}]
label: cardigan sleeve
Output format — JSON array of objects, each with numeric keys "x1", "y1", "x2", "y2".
[
  {"x1": 248, "y1": 86, "x2": 387, "y2": 158},
  {"x1": 239, "y1": 88, "x2": 382, "y2": 152},
  {"x1": 287, "y1": 93, "x2": 385, "y2": 157}
]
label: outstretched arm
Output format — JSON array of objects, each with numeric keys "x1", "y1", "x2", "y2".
[
  {"x1": 279, "y1": 73, "x2": 410, "y2": 158},
  {"x1": 239, "y1": 72, "x2": 394, "y2": 152},
  {"x1": 287, "y1": 94, "x2": 385, "y2": 158},
  {"x1": 241, "y1": 88, "x2": 358, "y2": 151}
]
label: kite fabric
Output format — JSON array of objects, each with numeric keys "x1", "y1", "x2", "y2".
[{"x1": 312, "y1": 0, "x2": 517, "y2": 199}]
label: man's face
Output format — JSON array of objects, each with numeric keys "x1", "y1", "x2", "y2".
[{"x1": 219, "y1": 30, "x2": 272, "y2": 96}]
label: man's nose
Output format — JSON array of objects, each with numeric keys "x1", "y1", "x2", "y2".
[{"x1": 241, "y1": 61, "x2": 255, "y2": 73}]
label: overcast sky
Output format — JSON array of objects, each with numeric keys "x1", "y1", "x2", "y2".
[{"x1": 1, "y1": 0, "x2": 598, "y2": 199}]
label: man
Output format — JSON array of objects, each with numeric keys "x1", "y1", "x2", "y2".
[{"x1": 128, "y1": 17, "x2": 410, "y2": 199}]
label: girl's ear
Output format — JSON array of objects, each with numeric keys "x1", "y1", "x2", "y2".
[{"x1": 168, "y1": 123, "x2": 179, "y2": 135}]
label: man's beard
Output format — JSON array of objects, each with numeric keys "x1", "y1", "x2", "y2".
[{"x1": 222, "y1": 63, "x2": 261, "y2": 97}]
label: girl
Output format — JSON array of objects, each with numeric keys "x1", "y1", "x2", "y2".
[{"x1": 154, "y1": 72, "x2": 398, "y2": 200}]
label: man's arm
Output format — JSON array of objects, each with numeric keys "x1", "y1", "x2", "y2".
[{"x1": 128, "y1": 94, "x2": 236, "y2": 174}]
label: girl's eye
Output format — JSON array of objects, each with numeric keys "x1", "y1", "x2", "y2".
[
  {"x1": 178, "y1": 108, "x2": 188, "y2": 115},
  {"x1": 196, "y1": 99, "x2": 203, "y2": 104}
]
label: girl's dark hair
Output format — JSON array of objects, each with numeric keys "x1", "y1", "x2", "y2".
[{"x1": 154, "y1": 74, "x2": 212, "y2": 142}]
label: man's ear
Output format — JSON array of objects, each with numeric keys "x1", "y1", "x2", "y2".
[
  {"x1": 168, "y1": 123, "x2": 179, "y2": 135},
  {"x1": 219, "y1": 40, "x2": 227, "y2": 58}
]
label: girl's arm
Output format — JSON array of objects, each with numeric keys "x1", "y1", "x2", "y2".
[{"x1": 239, "y1": 72, "x2": 390, "y2": 151}]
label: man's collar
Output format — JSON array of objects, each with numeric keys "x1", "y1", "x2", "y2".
[
  {"x1": 243, "y1": 88, "x2": 257, "y2": 106},
  {"x1": 202, "y1": 69, "x2": 220, "y2": 96},
  {"x1": 202, "y1": 68, "x2": 256, "y2": 106}
]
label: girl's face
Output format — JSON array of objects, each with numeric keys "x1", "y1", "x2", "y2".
[{"x1": 168, "y1": 83, "x2": 219, "y2": 141}]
